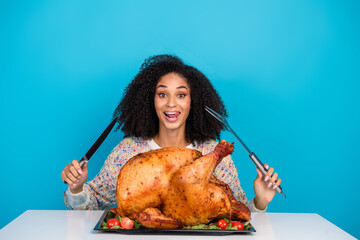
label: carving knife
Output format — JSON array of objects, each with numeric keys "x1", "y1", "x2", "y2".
[{"x1": 64, "y1": 116, "x2": 119, "y2": 184}]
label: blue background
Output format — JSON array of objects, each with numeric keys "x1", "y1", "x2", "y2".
[{"x1": 1, "y1": 0, "x2": 359, "y2": 238}]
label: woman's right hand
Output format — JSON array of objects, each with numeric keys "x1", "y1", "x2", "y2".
[{"x1": 61, "y1": 160, "x2": 88, "y2": 194}]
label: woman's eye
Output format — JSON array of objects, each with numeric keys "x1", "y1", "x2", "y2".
[
  {"x1": 158, "y1": 93, "x2": 167, "y2": 98},
  {"x1": 177, "y1": 93, "x2": 187, "y2": 98}
]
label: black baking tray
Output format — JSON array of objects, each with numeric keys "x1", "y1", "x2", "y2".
[{"x1": 94, "y1": 208, "x2": 256, "y2": 235}]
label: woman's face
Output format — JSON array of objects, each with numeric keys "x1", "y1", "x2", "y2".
[{"x1": 154, "y1": 72, "x2": 191, "y2": 133}]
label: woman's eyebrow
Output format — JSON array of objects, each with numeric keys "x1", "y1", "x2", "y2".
[
  {"x1": 156, "y1": 85, "x2": 188, "y2": 89},
  {"x1": 176, "y1": 86, "x2": 188, "y2": 89}
]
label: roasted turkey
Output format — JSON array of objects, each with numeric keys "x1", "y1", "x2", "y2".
[{"x1": 116, "y1": 140, "x2": 250, "y2": 228}]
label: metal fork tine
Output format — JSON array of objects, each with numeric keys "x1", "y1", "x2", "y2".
[
  {"x1": 205, "y1": 106, "x2": 224, "y2": 121},
  {"x1": 205, "y1": 106, "x2": 223, "y2": 119},
  {"x1": 205, "y1": 105, "x2": 246, "y2": 151},
  {"x1": 205, "y1": 106, "x2": 230, "y2": 130},
  {"x1": 204, "y1": 106, "x2": 219, "y2": 117}
]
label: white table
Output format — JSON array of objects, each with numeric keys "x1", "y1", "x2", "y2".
[{"x1": 0, "y1": 210, "x2": 356, "y2": 240}]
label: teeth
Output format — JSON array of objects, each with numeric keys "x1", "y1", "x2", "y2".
[{"x1": 165, "y1": 112, "x2": 177, "y2": 114}]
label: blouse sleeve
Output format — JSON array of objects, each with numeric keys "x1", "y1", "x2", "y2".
[
  {"x1": 213, "y1": 155, "x2": 247, "y2": 202},
  {"x1": 214, "y1": 155, "x2": 267, "y2": 213},
  {"x1": 63, "y1": 138, "x2": 142, "y2": 210}
]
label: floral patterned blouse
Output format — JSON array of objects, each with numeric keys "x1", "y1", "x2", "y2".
[{"x1": 63, "y1": 137, "x2": 265, "y2": 212}]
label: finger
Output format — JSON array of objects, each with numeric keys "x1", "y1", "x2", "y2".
[
  {"x1": 255, "y1": 167, "x2": 263, "y2": 180},
  {"x1": 67, "y1": 171, "x2": 78, "y2": 183},
  {"x1": 263, "y1": 163, "x2": 269, "y2": 170},
  {"x1": 270, "y1": 172, "x2": 278, "y2": 184},
  {"x1": 62, "y1": 166, "x2": 74, "y2": 183},
  {"x1": 273, "y1": 178, "x2": 282, "y2": 190},
  {"x1": 61, "y1": 171, "x2": 67, "y2": 183},
  {"x1": 64, "y1": 175, "x2": 75, "y2": 185},
  {"x1": 72, "y1": 160, "x2": 83, "y2": 175},
  {"x1": 262, "y1": 163, "x2": 270, "y2": 181},
  {"x1": 264, "y1": 167, "x2": 274, "y2": 182},
  {"x1": 267, "y1": 172, "x2": 278, "y2": 188},
  {"x1": 69, "y1": 165, "x2": 80, "y2": 179}
]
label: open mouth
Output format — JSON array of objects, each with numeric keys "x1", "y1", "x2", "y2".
[{"x1": 164, "y1": 111, "x2": 181, "y2": 122}]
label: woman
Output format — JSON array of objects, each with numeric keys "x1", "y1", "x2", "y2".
[{"x1": 61, "y1": 54, "x2": 282, "y2": 211}]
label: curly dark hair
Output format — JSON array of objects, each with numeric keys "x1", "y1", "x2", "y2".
[{"x1": 113, "y1": 54, "x2": 227, "y2": 144}]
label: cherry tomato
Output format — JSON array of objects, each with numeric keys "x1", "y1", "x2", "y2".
[
  {"x1": 121, "y1": 217, "x2": 134, "y2": 229},
  {"x1": 107, "y1": 218, "x2": 121, "y2": 228},
  {"x1": 217, "y1": 219, "x2": 228, "y2": 230},
  {"x1": 231, "y1": 221, "x2": 244, "y2": 230}
]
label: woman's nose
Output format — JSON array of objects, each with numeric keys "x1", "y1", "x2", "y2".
[{"x1": 167, "y1": 95, "x2": 176, "y2": 107}]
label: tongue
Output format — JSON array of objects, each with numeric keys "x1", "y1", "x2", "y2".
[{"x1": 167, "y1": 112, "x2": 180, "y2": 118}]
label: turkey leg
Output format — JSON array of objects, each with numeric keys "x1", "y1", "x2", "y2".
[{"x1": 162, "y1": 140, "x2": 235, "y2": 226}]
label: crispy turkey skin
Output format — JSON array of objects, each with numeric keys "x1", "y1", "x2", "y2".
[{"x1": 116, "y1": 140, "x2": 250, "y2": 228}]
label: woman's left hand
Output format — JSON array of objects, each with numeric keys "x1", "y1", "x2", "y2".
[{"x1": 253, "y1": 163, "x2": 282, "y2": 210}]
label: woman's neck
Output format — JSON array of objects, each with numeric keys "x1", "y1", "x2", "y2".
[{"x1": 153, "y1": 129, "x2": 190, "y2": 148}]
